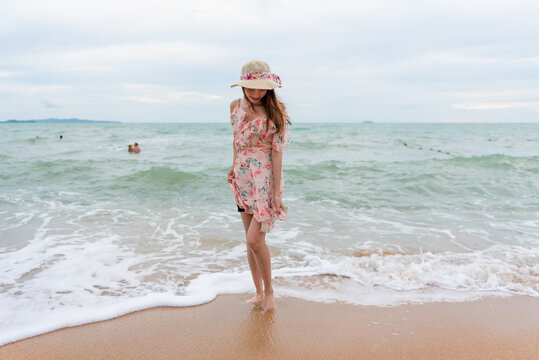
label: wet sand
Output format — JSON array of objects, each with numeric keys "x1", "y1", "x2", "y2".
[{"x1": 1, "y1": 295, "x2": 538, "y2": 360}]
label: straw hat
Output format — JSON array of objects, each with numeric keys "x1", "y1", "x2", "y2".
[{"x1": 230, "y1": 60, "x2": 282, "y2": 90}]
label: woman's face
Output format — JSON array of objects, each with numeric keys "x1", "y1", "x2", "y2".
[{"x1": 244, "y1": 88, "x2": 267, "y2": 105}]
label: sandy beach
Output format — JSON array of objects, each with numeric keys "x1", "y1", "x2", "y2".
[{"x1": 1, "y1": 295, "x2": 538, "y2": 360}]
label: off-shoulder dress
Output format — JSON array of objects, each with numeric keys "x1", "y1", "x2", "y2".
[{"x1": 230, "y1": 98, "x2": 291, "y2": 232}]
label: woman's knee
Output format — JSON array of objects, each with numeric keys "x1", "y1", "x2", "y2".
[
  {"x1": 246, "y1": 235, "x2": 263, "y2": 252},
  {"x1": 246, "y1": 218, "x2": 264, "y2": 250}
]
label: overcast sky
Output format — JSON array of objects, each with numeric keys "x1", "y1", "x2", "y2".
[{"x1": 1, "y1": 0, "x2": 538, "y2": 123}]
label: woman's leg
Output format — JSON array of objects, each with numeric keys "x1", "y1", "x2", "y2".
[
  {"x1": 246, "y1": 217, "x2": 276, "y2": 311},
  {"x1": 240, "y1": 212, "x2": 263, "y2": 304}
]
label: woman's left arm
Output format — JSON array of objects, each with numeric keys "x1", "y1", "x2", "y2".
[{"x1": 272, "y1": 150, "x2": 285, "y2": 214}]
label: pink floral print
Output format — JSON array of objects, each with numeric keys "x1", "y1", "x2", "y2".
[
  {"x1": 230, "y1": 99, "x2": 291, "y2": 232},
  {"x1": 240, "y1": 72, "x2": 282, "y2": 87}
]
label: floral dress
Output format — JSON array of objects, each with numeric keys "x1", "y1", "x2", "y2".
[{"x1": 230, "y1": 98, "x2": 291, "y2": 232}]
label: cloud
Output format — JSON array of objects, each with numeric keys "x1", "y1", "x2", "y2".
[
  {"x1": 0, "y1": 71, "x2": 22, "y2": 78},
  {"x1": 119, "y1": 96, "x2": 165, "y2": 104},
  {"x1": 453, "y1": 102, "x2": 539, "y2": 110},
  {"x1": 426, "y1": 52, "x2": 502, "y2": 65},
  {"x1": 167, "y1": 91, "x2": 222, "y2": 102},
  {"x1": 41, "y1": 100, "x2": 61, "y2": 108},
  {"x1": 426, "y1": 52, "x2": 539, "y2": 66},
  {"x1": 5, "y1": 41, "x2": 232, "y2": 74},
  {"x1": 0, "y1": 83, "x2": 70, "y2": 95},
  {"x1": 120, "y1": 83, "x2": 223, "y2": 104}
]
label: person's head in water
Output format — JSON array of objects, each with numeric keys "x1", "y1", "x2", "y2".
[
  {"x1": 128, "y1": 145, "x2": 133, "y2": 153},
  {"x1": 59, "y1": 135, "x2": 63, "y2": 140},
  {"x1": 133, "y1": 142, "x2": 141, "y2": 153}
]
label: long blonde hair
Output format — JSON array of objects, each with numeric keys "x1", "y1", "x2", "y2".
[{"x1": 242, "y1": 89, "x2": 291, "y2": 134}]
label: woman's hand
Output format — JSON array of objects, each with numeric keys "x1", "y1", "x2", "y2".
[
  {"x1": 274, "y1": 192, "x2": 286, "y2": 215},
  {"x1": 227, "y1": 167, "x2": 234, "y2": 183}
]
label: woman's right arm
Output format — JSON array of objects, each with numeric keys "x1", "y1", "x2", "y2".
[
  {"x1": 228, "y1": 141, "x2": 236, "y2": 183},
  {"x1": 228, "y1": 100, "x2": 238, "y2": 183}
]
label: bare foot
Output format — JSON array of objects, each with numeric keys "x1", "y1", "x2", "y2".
[
  {"x1": 263, "y1": 292, "x2": 276, "y2": 311},
  {"x1": 246, "y1": 293, "x2": 264, "y2": 306}
]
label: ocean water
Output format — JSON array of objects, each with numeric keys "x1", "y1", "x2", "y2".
[{"x1": 1, "y1": 122, "x2": 538, "y2": 345}]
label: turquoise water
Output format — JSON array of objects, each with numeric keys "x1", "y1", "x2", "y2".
[{"x1": 1, "y1": 122, "x2": 538, "y2": 344}]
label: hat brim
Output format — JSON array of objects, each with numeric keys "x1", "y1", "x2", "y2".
[{"x1": 230, "y1": 79, "x2": 281, "y2": 90}]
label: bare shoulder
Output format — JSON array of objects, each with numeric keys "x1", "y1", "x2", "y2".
[{"x1": 230, "y1": 99, "x2": 239, "y2": 113}]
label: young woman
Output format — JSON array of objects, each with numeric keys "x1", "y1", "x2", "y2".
[{"x1": 228, "y1": 60, "x2": 291, "y2": 311}]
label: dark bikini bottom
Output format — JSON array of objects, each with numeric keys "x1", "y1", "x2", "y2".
[{"x1": 237, "y1": 205, "x2": 245, "y2": 212}]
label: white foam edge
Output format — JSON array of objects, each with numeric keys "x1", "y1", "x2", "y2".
[
  {"x1": 0, "y1": 266, "x2": 527, "y2": 347},
  {"x1": 1, "y1": 271, "x2": 256, "y2": 346},
  {"x1": 0, "y1": 293, "x2": 216, "y2": 347}
]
